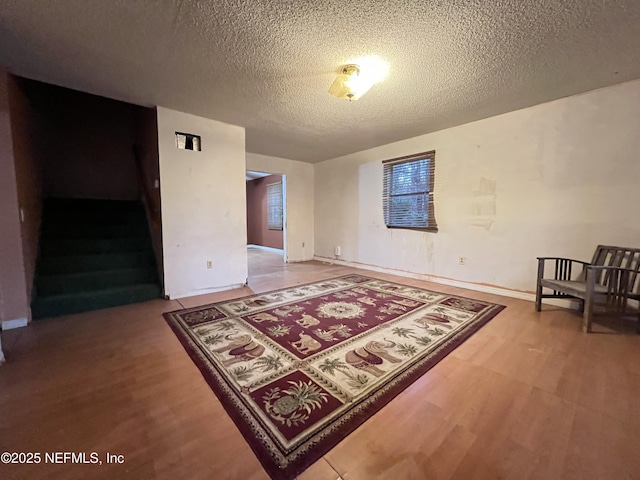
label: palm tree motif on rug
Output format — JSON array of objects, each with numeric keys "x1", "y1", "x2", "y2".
[{"x1": 164, "y1": 275, "x2": 506, "y2": 479}]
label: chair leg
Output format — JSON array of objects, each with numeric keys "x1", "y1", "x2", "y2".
[
  {"x1": 535, "y1": 261, "x2": 544, "y2": 312},
  {"x1": 583, "y1": 268, "x2": 596, "y2": 333},
  {"x1": 583, "y1": 297, "x2": 593, "y2": 333},
  {"x1": 535, "y1": 285, "x2": 543, "y2": 312}
]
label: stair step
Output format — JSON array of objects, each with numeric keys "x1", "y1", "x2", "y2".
[
  {"x1": 44, "y1": 198, "x2": 144, "y2": 212},
  {"x1": 42, "y1": 210, "x2": 148, "y2": 225},
  {"x1": 40, "y1": 237, "x2": 152, "y2": 256},
  {"x1": 38, "y1": 252, "x2": 156, "y2": 275},
  {"x1": 31, "y1": 283, "x2": 162, "y2": 319},
  {"x1": 41, "y1": 223, "x2": 150, "y2": 239},
  {"x1": 36, "y1": 267, "x2": 158, "y2": 296}
]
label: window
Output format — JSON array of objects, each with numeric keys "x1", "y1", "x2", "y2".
[
  {"x1": 382, "y1": 150, "x2": 437, "y2": 231},
  {"x1": 267, "y1": 182, "x2": 283, "y2": 230}
]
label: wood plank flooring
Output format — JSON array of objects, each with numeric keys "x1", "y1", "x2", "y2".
[{"x1": 1, "y1": 249, "x2": 640, "y2": 480}]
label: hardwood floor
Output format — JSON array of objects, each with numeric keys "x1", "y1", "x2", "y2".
[{"x1": 1, "y1": 250, "x2": 640, "y2": 480}]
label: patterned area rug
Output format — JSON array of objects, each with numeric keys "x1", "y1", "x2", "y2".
[{"x1": 163, "y1": 275, "x2": 505, "y2": 479}]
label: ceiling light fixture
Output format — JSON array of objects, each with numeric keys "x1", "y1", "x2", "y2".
[{"x1": 329, "y1": 64, "x2": 375, "y2": 101}]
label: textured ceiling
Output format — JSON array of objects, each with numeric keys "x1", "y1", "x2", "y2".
[{"x1": 1, "y1": 0, "x2": 640, "y2": 163}]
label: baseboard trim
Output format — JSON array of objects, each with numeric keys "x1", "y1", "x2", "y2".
[
  {"x1": 312, "y1": 256, "x2": 578, "y2": 310},
  {"x1": 248, "y1": 244, "x2": 284, "y2": 254},
  {"x1": 1, "y1": 317, "x2": 29, "y2": 330},
  {"x1": 170, "y1": 283, "x2": 246, "y2": 300},
  {"x1": 286, "y1": 257, "x2": 315, "y2": 264}
]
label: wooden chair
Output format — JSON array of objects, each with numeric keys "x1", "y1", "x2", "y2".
[{"x1": 535, "y1": 245, "x2": 640, "y2": 332}]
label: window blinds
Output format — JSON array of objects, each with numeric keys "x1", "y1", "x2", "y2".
[
  {"x1": 382, "y1": 150, "x2": 437, "y2": 231},
  {"x1": 267, "y1": 182, "x2": 283, "y2": 230}
]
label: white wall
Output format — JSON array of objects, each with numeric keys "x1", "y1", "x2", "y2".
[
  {"x1": 157, "y1": 107, "x2": 247, "y2": 298},
  {"x1": 247, "y1": 152, "x2": 314, "y2": 262},
  {"x1": 0, "y1": 70, "x2": 30, "y2": 326},
  {"x1": 315, "y1": 79, "x2": 640, "y2": 294}
]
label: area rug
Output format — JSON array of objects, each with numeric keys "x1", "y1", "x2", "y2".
[{"x1": 163, "y1": 275, "x2": 505, "y2": 479}]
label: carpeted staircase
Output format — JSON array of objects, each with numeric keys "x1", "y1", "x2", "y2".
[{"x1": 31, "y1": 198, "x2": 162, "y2": 319}]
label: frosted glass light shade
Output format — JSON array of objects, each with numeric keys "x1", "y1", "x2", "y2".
[{"x1": 328, "y1": 64, "x2": 374, "y2": 101}]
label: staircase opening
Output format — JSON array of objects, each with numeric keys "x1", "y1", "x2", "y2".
[
  {"x1": 33, "y1": 198, "x2": 162, "y2": 318},
  {"x1": 13, "y1": 78, "x2": 164, "y2": 318}
]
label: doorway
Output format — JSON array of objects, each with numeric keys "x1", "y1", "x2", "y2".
[{"x1": 246, "y1": 171, "x2": 287, "y2": 280}]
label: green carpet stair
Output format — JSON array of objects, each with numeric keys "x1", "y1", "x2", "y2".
[{"x1": 32, "y1": 198, "x2": 162, "y2": 319}]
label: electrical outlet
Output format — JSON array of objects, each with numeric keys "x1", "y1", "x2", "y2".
[
  {"x1": 458, "y1": 257, "x2": 465, "y2": 265},
  {"x1": 335, "y1": 246, "x2": 341, "y2": 256},
  {"x1": 206, "y1": 260, "x2": 213, "y2": 269}
]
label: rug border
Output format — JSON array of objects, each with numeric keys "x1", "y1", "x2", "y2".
[
  {"x1": 163, "y1": 274, "x2": 372, "y2": 317},
  {"x1": 163, "y1": 275, "x2": 506, "y2": 479}
]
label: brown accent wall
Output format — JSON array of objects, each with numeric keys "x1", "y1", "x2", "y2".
[
  {"x1": 246, "y1": 175, "x2": 284, "y2": 250},
  {"x1": 24, "y1": 80, "x2": 138, "y2": 200},
  {"x1": 134, "y1": 107, "x2": 163, "y2": 285},
  {"x1": 0, "y1": 70, "x2": 30, "y2": 322},
  {"x1": 8, "y1": 76, "x2": 43, "y2": 302}
]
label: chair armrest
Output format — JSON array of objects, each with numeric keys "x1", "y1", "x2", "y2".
[
  {"x1": 586, "y1": 265, "x2": 633, "y2": 272},
  {"x1": 536, "y1": 257, "x2": 589, "y2": 265},
  {"x1": 536, "y1": 257, "x2": 589, "y2": 283},
  {"x1": 585, "y1": 266, "x2": 634, "y2": 304}
]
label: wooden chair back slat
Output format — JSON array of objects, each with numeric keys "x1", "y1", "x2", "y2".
[
  {"x1": 591, "y1": 246, "x2": 640, "y2": 296},
  {"x1": 629, "y1": 251, "x2": 640, "y2": 297}
]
